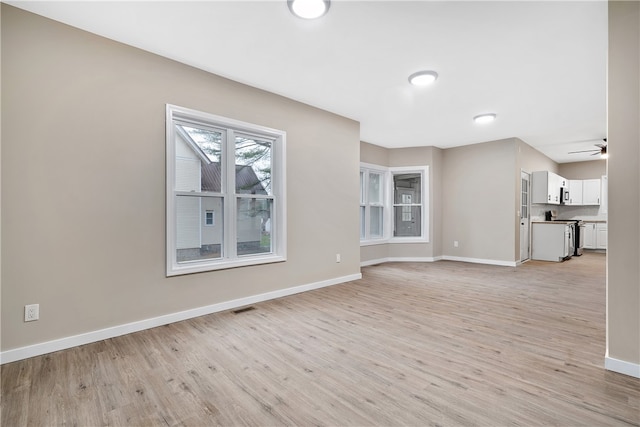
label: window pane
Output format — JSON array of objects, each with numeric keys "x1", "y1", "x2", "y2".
[
  {"x1": 370, "y1": 206, "x2": 384, "y2": 238},
  {"x1": 394, "y1": 206, "x2": 421, "y2": 237},
  {"x1": 237, "y1": 198, "x2": 273, "y2": 256},
  {"x1": 394, "y1": 173, "x2": 421, "y2": 204},
  {"x1": 236, "y1": 135, "x2": 272, "y2": 195},
  {"x1": 176, "y1": 125, "x2": 223, "y2": 192},
  {"x1": 360, "y1": 171, "x2": 365, "y2": 204},
  {"x1": 369, "y1": 173, "x2": 383, "y2": 204},
  {"x1": 360, "y1": 206, "x2": 366, "y2": 239},
  {"x1": 179, "y1": 125, "x2": 222, "y2": 162},
  {"x1": 176, "y1": 196, "x2": 223, "y2": 262}
]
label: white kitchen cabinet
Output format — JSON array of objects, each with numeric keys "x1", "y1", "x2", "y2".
[
  {"x1": 583, "y1": 179, "x2": 601, "y2": 205},
  {"x1": 583, "y1": 222, "x2": 607, "y2": 250},
  {"x1": 596, "y1": 223, "x2": 607, "y2": 249},
  {"x1": 567, "y1": 180, "x2": 583, "y2": 205},
  {"x1": 531, "y1": 222, "x2": 573, "y2": 261},
  {"x1": 558, "y1": 176, "x2": 568, "y2": 188},
  {"x1": 583, "y1": 223, "x2": 596, "y2": 249},
  {"x1": 600, "y1": 176, "x2": 608, "y2": 213},
  {"x1": 532, "y1": 171, "x2": 564, "y2": 205}
]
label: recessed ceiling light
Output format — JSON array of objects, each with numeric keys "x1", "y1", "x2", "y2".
[
  {"x1": 408, "y1": 70, "x2": 438, "y2": 86},
  {"x1": 288, "y1": 0, "x2": 330, "y2": 19},
  {"x1": 473, "y1": 113, "x2": 497, "y2": 124}
]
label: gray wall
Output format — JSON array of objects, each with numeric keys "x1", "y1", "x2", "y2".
[
  {"x1": 607, "y1": 1, "x2": 640, "y2": 368},
  {"x1": 559, "y1": 160, "x2": 606, "y2": 180},
  {"x1": 360, "y1": 141, "x2": 389, "y2": 167},
  {"x1": 442, "y1": 139, "x2": 517, "y2": 263},
  {"x1": 1, "y1": 5, "x2": 360, "y2": 352},
  {"x1": 518, "y1": 139, "x2": 559, "y2": 175}
]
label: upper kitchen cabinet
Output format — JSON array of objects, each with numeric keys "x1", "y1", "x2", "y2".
[
  {"x1": 582, "y1": 179, "x2": 602, "y2": 205},
  {"x1": 567, "y1": 180, "x2": 583, "y2": 205},
  {"x1": 532, "y1": 171, "x2": 564, "y2": 205}
]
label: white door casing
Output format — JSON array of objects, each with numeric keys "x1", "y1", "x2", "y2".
[{"x1": 520, "y1": 171, "x2": 531, "y2": 262}]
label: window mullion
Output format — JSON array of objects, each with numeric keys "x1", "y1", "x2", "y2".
[
  {"x1": 224, "y1": 130, "x2": 237, "y2": 260},
  {"x1": 385, "y1": 171, "x2": 392, "y2": 239},
  {"x1": 363, "y1": 171, "x2": 369, "y2": 240}
]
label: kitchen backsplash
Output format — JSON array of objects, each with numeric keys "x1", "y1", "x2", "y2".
[{"x1": 531, "y1": 204, "x2": 607, "y2": 222}]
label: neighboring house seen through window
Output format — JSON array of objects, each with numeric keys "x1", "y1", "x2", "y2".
[{"x1": 166, "y1": 105, "x2": 286, "y2": 276}]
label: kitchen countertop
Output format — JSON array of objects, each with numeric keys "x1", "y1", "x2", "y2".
[
  {"x1": 532, "y1": 220, "x2": 576, "y2": 224},
  {"x1": 532, "y1": 219, "x2": 608, "y2": 224}
]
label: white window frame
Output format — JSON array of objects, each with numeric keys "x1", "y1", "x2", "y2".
[
  {"x1": 166, "y1": 104, "x2": 286, "y2": 276},
  {"x1": 390, "y1": 166, "x2": 429, "y2": 243},
  {"x1": 360, "y1": 163, "x2": 388, "y2": 244},
  {"x1": 204, "y1": 210, "x2": 215, "y2": 227},
  {"x1": 359, "y1": 163, "x2": 429, "y2": 246}
]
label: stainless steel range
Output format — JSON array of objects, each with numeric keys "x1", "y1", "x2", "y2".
[{"x1": 557, "y1": 219, "x2": 585, "y2": 256}]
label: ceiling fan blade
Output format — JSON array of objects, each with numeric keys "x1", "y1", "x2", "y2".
[{"x1": 568, "y1": 149, "x2": 600, "y2": 154}]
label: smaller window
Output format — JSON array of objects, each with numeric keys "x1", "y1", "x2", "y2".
[
  {"x1": 360, "y1": 166, "x2": 387, "y2": 242},
  {"x1": 392, "y1": 170, "x2": 426, "y2": 239},
  {"x1": 205, "y1": 210, "x2": 215, "y2": 226}
]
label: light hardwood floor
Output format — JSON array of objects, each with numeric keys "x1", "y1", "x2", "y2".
[{"x1": 2, "y1": 252, "x2": 639, "y2": 426}]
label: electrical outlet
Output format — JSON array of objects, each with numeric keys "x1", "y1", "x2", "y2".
[
  {"x1": 454, "y1": 241, "x2": 459, "y2": 248},
  {"x1": 25, "y1": 304, "x2": 39, "y2": 322},
  {"x1": 336, "y1": 253, "x2": 341, "y2": 263}
]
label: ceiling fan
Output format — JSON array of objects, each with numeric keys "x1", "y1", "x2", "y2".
[{"x1": 568, "y1": 138, "x2": 607, "y2": 157}]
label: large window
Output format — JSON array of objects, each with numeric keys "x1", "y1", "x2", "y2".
[
  {"x1": 166, "y1": 105, "x2": 286, "y2": 276},
  {"x1": 360, "y1": 164, "x2": 428, "y2": 244}
]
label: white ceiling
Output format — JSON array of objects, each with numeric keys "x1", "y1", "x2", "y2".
[{"x1": 8, "y1": 0, "x2": 608, "y2": 163}]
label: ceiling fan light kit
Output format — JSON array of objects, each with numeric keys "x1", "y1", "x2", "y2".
[{"x1": 600, "y1": 145, "x2": 608, "y2": 159}]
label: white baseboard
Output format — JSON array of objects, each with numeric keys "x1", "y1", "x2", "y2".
[
  {"x1": 605, "y1": 356, "x2": 640, "y2": 378},
  {"x1": 442, "y1": 255, "x2": 517, "y2": 267},
  {"x1": 361, "y1": 256, "x2": 516, "y2": 268},
  {"x1": 0, "y1": 273, "x2": 362, "y2": 365}
]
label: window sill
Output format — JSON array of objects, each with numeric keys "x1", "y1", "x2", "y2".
[
  {"x1": 167, "y1": 254, "x2": 286, "y2": 277},
  {"x1": 390, "y1": 237, "x2": 429, "y2": 244},
  {"x1": 360, "y1": 239, "x2": 388, "y2": 247},
  {"x1": 360, "y1": 237, "x2": 429, "y2": 247}
]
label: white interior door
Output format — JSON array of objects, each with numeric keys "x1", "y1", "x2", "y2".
[{"x1": 520, "y1": 171, "x2": 531, "y2": 261}]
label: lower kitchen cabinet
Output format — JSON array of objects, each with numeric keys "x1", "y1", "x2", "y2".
[
  {"x1": 531, "y1": 222, "x2": 573, "y2": 262},
  {"x1": 596, "y1": 223, "x2": 607, "y2": 249},
  {"x1": 583, "y1": 222, "x2": 607, "y2": 250}
]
